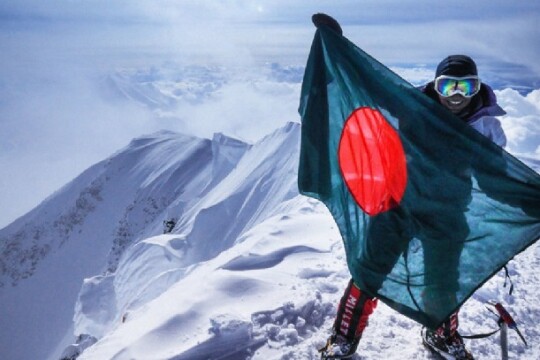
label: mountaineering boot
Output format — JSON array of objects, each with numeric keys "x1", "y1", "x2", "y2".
[
  {"x1": 422, "y1": 312, "x2": 474, "y2": 360},
  {"x1": 319, "y1": 279, "x2": 377, "y2": 359},
  {"x1": 319, "y1": 334, "x2": 360, "y2": 360}
]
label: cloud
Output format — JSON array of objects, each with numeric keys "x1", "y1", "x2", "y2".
[
  {"x1": 0, "y1": 49, "x2": 158, "y2": 228},
  {"x1": 497, "y1": 89, "x2": 540, "y2": 155},
  {"x1": 175, "y1": 77, "x2": 301, "y2": 142}
]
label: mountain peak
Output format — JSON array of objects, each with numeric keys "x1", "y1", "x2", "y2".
[{"x1": 0, "y1": 122, "x2": 301, "y2": 360}]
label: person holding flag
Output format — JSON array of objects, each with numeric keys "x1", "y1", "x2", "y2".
[
  {"x1": 321, "y1": 53, "x2": 504, "y2": 360},
  {"x1": 301, "y1": 14, "x2": 540, "y2": 360}
]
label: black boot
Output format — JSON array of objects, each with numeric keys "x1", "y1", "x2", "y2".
[
  {"x1": 319, "y1": 280, "x2": 377, "y2": 359},
  {"x1": 422, "y1": 312, "x2": 474, "y2": 360}
]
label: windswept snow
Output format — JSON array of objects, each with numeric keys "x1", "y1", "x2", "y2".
[
  {"x1": 76, "y1": 196, "x2": 342, "y2": 360},
  {"x1": 0, "y1": 128, "x2": 253, "y2": 359},
  {"x1": 75, "y1": 195, "x2": 540, "y2": 360},
  {"x1": 1, "y1": 87, "x2": 539, "y2": 360}
]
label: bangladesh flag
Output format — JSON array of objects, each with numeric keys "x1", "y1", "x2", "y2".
[{"x1": 298, "y1": 27, "x2": 540, "y2": 329}]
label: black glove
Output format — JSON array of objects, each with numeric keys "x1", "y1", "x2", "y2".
[{"x1": 312, "y1": 13, "x2": 343, "y2": 36}]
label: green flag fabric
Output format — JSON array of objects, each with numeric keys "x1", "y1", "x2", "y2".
[{"x1": 298, "y1": 28, "x2": 540, "y2": 329}]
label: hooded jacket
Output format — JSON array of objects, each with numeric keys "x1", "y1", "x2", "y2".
[{"x1": 422, "y1": 82, "x2": 507, "y2": 148}]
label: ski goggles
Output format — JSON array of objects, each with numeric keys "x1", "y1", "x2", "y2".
[{"x1": 434, "y1": 75, "x2": 481, "y2": 98}]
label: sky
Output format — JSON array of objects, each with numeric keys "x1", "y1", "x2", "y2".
[{"x1": 1, "y1": 1, "x2": 540, "y2": 228}]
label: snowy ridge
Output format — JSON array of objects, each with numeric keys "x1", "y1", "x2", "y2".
[
  {"x1": 72, "y1": 122, "x2": 302, "y2": 343},
  {"x1": 0, "y1": 128, "x2": 252, "y2": 360},
  {"x1": 77, "y1": 195, "x2": 344, "y2": 360}
]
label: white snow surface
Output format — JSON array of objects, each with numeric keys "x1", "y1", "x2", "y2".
[{"x1": 1, "y1": 86, "x2": 539, "y2": 360}]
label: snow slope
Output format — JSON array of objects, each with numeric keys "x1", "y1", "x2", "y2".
[
  {"x1": 0, "y1": 128, "x2": 255, "y2": 360},
  {"x1": 77, "y1": 199, "x2": 540, "y2": 360},
  {"x1": 1, "y1": 87, "x2": 539, "y2": 359}
]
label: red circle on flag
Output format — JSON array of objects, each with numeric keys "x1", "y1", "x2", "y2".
[{"x1": 338, "y1": 107, "x2": 408, "y2": 216}]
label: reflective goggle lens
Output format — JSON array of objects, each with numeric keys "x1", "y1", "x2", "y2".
[{"x1": 435, "y1": 76, "x2": 480, "y2": 98}]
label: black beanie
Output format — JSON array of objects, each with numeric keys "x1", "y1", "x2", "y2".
[{"x1": 435, "y1": 55, "x2": 478, "y2": 77}]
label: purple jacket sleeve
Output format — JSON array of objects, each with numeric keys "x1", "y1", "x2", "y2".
[{"x1": 468, "y1": 115, "x2": 507, "y2": 148}]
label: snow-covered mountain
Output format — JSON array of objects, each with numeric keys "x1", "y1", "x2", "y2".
[
  {"x1": 1, "y1": 119, "x2": 539, "y2": 360},
  {"x1": 0, "y1": 123, "x2": 297, "y2": 360}
]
